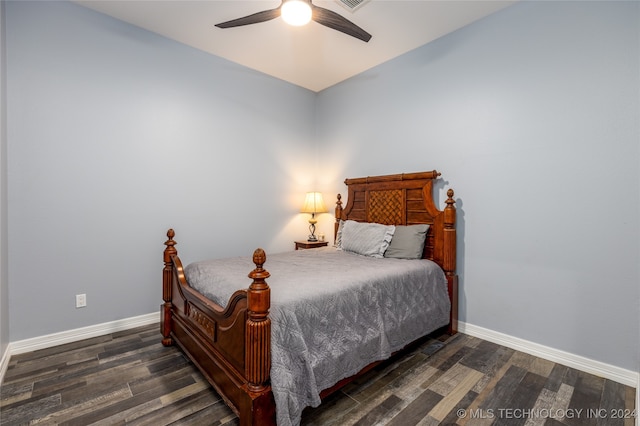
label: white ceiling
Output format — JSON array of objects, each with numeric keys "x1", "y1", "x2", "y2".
[{"x1": 75, "y1": 0, "x2": 515, "y2": 92}]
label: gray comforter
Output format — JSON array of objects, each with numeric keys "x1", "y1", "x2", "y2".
[{"x1": 184, "y1": 247, "x2": 450, "y2": 426}]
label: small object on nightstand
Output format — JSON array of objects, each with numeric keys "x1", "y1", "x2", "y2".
[{"x1": 295, "y1": 240, "x2": 329, "y2": 250}]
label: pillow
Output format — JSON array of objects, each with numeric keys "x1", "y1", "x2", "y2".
[
  {"x1": 339, "y1": 220, "x2": 395, "y2": 258},
  {"x1": 384, "y1": 224, "x2": 430, "y2": 259}
]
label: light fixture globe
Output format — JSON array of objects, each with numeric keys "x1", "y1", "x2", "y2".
[{"x1": 281, "y1": 0, "x2": 312, "y2": 26}]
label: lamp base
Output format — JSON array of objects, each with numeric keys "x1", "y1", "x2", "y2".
[{"x1": 307, "y1": 220, "x2": 318, "y2": 242}]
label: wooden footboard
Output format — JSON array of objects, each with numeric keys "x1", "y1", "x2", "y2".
[{"x1": 161, "y1": 229, "x2": 276, "y2": 426}]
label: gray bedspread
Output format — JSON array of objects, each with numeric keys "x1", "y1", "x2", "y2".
[{"x1": 184, "y1": 247, "x2": 450, "y2": 426}]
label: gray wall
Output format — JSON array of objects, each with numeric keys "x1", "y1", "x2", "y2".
[
  {"x1": 316, "y1": 1, "x2": 639, "y2": 371},
  {"x1": 5, "y1": 1, "x2": 316, "y2": 341},
  {"x1": 1, "y1": 0, "x2": 8, "y2": 362},
  {"x1": 4, "y1": 0, "x2": 639, "y2": 376}
]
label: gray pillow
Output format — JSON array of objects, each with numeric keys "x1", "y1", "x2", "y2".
[
  {"x1": 384, "y1": 224, "x2": 430, "y2": 259},
  {"x1": 339, "y1": 220, "x2": 395, "y2": 258}
]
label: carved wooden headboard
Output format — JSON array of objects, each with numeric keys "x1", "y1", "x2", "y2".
[{"x1": 334, "y1": 170, "x2": 457, "y2": 279}]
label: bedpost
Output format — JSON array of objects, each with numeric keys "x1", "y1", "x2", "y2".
[
  {"x1": 246, "y1": 249, "x2": 271, "y2": 393},
  {"x1": 334, "y1": 193, "x2": 343, "y2": 244},
  {"x1": 162, "y1": 229, "x2": 177, "y2": 346},
  {"x1": 444, "y1": 190, "x2": 458, "y2": 334}
]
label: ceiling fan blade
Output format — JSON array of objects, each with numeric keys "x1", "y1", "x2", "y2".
[
  {"x1": 215, "y1": 7, "x2": 282, "y2": 29},
  {"x1": 311, "y1": 4, "x2": 372, "y2": 42}
]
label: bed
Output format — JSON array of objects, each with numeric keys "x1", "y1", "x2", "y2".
[{"x1": 161, "y1": 170, "x2": 458, "y2": 426}]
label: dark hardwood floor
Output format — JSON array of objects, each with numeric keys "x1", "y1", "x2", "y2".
[{"x1": 0, "y1": 324, "x2": 636, "y2": 425}]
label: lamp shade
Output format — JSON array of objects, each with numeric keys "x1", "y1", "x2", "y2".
[
  {"x1": 281, "y1": 0, "x2": 312, "y2": 26},
  {"x1": 300, "y1": 192, "x2": 327, "y2": 214}
]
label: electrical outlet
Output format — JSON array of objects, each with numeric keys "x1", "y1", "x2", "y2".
[{"x1": 76, "y1": 293, "x2": 87, "y2": 308}]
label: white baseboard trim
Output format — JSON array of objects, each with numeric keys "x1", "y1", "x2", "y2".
[
  {"x1": 0, "y1": 343, "x2": 10, "y2": 386},
  {"x1": 9, "y1": 312, "x2": 159, "y2": 356},
  {"x1": 459, "y1": 321, "x2": 639, "y2": 388}
]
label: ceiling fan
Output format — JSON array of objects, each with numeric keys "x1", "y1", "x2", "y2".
[{"x1": 215, "y1": 0, "x2": 372, "y2": 43}]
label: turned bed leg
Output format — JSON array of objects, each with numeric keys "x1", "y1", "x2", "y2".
[
  {"x1": 246, "y1": 249, "x2": 271, "y2": 393},
  {"x1": 444, "y1": 189, "x2": 458, "y2": 335},
  {"x1": 161, "y1": 229, "x2": 177, "y2": 346}
]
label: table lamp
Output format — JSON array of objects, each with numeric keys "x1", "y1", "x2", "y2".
[{"x1": 300, "y1": 192, "x2": 327, "y2": 242}]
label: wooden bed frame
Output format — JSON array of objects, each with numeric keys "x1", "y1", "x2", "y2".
[{"x1": 161, "y1": 170, "x2": 458, "y2": 426}]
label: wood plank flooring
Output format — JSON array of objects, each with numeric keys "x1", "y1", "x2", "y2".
[{"x1": 0, "y1": 324, "x2": 636, "y2": 425}]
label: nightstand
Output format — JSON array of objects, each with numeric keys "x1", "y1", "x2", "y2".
[{"x1": 294, "y1": 240, "x2": 329, "y2": 250}]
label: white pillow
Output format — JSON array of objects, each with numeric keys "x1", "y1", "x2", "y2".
[{"x1": 339, "y1": 220, "x2": 396, "y2": 258}]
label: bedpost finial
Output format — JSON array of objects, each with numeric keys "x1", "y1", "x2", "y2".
[
  {"x1": 249, "y1": 248, "x2": 270, "y2": 281},
  {"x1": 446, "y1": 189, "x2": 455, "y2": 204},
  {"x1": 253, "y1": 248, "x2": 266, "y2": 269},
  {"x1": 165, "y1": 229, "x2": 176, "y2": 250}
]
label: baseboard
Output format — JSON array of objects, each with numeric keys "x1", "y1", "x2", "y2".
[
  {"x1": 9, "y1": 312, "x2": 159, "y2": 356},
  {"x1": 0, "y1": 343, "x2": 10, "y2": 386},
  {"x1": 459, "y1": 321, "x2": 639, "y2": 388}
]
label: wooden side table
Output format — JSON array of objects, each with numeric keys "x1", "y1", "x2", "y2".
[{"x1": 294, "y1": 240, "x2": 329, "y2": 250}]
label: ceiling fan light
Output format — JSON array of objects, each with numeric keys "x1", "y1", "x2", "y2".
[{"x1": 281, "y1": 0, "x2": 312, "y2": 26}]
